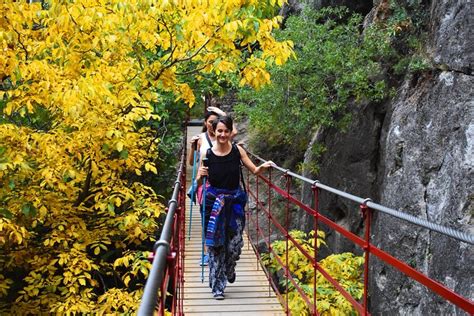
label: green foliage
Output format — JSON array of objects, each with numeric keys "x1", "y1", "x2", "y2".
[
  {"x1": 296, "y1": 143, "x2": 327, "y2": 174},
  {"x1": 262, "y1": 230, "x2": 364, "y2": 315},
  {"x1": 236, "y1": 7, "x2": 389, "y2": 160},
  {"x1": 368, "y1": 0, "x2": 432, "y2": 76}
]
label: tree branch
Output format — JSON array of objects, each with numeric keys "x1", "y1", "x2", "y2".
[
  {"x1": 74, "y1": 160, "x2": 93, "y2": 207},
  {"x1": 13, "y1": 29, "x2": 29, "y2": 61},
  {"x1": 175, "y1": 63, "x2": 209, "y2": 76}
]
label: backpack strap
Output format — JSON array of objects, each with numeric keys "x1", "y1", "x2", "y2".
[
  {"x1": 233, "y1": 143, "x2": 247, "y2": 194},
  {"x1": 206, "y1": 147, "x2": 212, "y2": 159},
  {"x1": 205, "y1": 132, "x2": 213, "y2": 148}
]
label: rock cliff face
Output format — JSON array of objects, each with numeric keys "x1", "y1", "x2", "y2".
[
  {"x1": 298, "y1": 101, "x2": 385, "y2": 255},
  {"x1": 371, "y1": 70, "x2": 473, "y2": 315},
  {"x1": 293, "y1": 0, "x2": 473, "y2": 314},
  {"x1": 369, "y1": 1, "x2": 473, "y2": 313}
]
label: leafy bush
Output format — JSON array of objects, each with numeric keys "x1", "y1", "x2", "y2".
[
  {"x1": 367, "y1": 0, "x2": 432, "y2": 76},
  {"x1": 236, "y1": 7, "x2": 389, "y2": 158},
  {"x1": 262, "y1": 230, "x2": 364, "y2": 315}
]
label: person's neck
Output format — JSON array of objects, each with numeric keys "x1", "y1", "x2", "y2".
[{"x1": 214, "y1": 141, "x2": 231, "y2": 155}]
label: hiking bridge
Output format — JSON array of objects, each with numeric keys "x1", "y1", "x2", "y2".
[{"x1": 137, "y1": 123, "x2": 474, "y2": 315}]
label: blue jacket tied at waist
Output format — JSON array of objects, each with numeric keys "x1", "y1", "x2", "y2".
[{"x1": 205, "y1": 186, "x2": 247, "y2": 247}]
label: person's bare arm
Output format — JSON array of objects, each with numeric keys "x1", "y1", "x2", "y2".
[
  {"x1": 207, "y1": 106, "x2": 226, "y2": 116},
  {"x1": 187, "y1": 136, "x2": 201, "y2": 166},
  {"x1": 231, "y1": 123, "x2": 238, "y2": 140},
  {"x1": 237, "y1": 145, "x2": 274, "y2": 174}
]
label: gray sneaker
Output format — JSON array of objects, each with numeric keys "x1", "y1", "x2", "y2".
[{"x1": 213, "y1": 293, "x2": 225, "y2": 300}]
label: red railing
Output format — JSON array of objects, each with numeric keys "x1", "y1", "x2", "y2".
[
  {"x1": 138, "y1": 137, "x2": 187, "y2": 316},
  {"x1": 138, "y1": 133, "x2": 473, "y2": 315},
  {"x1": 244, "y1": 149, "x2": 474, "y2": 315}
]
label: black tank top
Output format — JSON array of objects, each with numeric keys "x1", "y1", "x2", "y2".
[{"x1": 207, "y1": 145, "x2": 241, "y2": 190}]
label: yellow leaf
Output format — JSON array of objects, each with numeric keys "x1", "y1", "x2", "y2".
[{"x1": 123, "y1": 275, "x2": 130, "y2": 287}]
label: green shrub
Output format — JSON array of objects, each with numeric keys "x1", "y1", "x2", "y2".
[{"x1": 236, "y1": 7, "x2": 389, "y2": 159}]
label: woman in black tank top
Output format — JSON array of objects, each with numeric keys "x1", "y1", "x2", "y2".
[
  {"x1": 197, "y1": 116, "x2": 274, "y2": 300},
  {"x1": 206, "y1": 144, "x2": 241, "y2": 190}
]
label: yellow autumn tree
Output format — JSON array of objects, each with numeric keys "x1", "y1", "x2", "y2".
[{"x1": 0, "y1": 0, "x2": 293, "y2": 313}]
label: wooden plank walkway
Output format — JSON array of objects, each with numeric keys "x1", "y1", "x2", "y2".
[
  {"x1": 183, "y1": 200, "x2": 285, "y2": 315},
  {"x1": 183, "y1": 125, "x2": 284, "y2": 315}
]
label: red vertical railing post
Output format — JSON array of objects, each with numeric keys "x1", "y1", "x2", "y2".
[
  {"x1": 181, "y1": 192, "x2": 185, "y2": 315},
  {"x1": 361, "y1": 199, "x2": 372, "y2": 315},
  {"x1": 159, "y1": 272, "x2": 166, "y2": 315},
  {"x1": 267, "y1": 168, "x2": 272, "y2": 296},
  {"x1": 182, "y1": 160, "x2": 187, "y2": 315},
  {"x1": 178, "y1": 179, "x2": 185, "y2": 315},
  {"x1": 170, "y1": 208, "x2": 178, "y2": 315},
  {"x1": 178, "y1": 128, "x2": 185, "y2": 316},
  {"x1": 176, "y1": 192, "x2": 180, "y2": 314},
  {"x1": 312, "y1": 182, "x2": 320, "y2": 315},
  {"x1": 285, "y1": 172, "x2": 291, "y2": 314},
  {"x1": 168, "y1": 249, "x2": 177, "y2": 315},
  {"x1": 256, "y1": 175, "x2": 260, "y2": 271}
]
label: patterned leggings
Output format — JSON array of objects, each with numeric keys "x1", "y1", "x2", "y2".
[{"x1": 208, "y1": 217, "x2": 244, "y2": 296}]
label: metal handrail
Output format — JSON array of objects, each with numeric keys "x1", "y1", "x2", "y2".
[
  {"x1": 138, "y1": 139, "x2": 186, "y2": 316},
  {"x1": 137, "y1": 139, "x2": 473, "y2": 314},
  {"x1": 243, "y1": 147, "x2": 474, "y2": 314},
  {"x1": 246, "y1": 150, "x2": 474, "y2": 245}
]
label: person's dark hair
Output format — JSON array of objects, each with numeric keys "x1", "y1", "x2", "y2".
[
  {"x1": 212, "y1": 115, "x2": 233, "y2": 132},
  {"x1": 202, "y1": 110, "x2": 219, "y2": 132}
]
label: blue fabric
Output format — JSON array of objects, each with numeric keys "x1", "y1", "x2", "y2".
[
  {"x1": 186, "y1": 180, "x2": 198, "y2": 204},
  {"x1": 205, "y1": 186, "x2": 247, "y2": 247}
]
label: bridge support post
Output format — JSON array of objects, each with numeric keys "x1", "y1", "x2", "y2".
[
  {"x1": 166, "y1": 250, "x2": 177, "y2": 315},
  {"x1": 361, "y1": 199, "x2": 372, "y2": 316},
  {"x1": 267, "y1": 168, "x2": 272, "y2": 297},
  {"x1": 255, "y1": 175, "x2": 260, "y2": 271},
  {"x1": 284, "y1": 171, "x2": 291, "y2": 315},
  {"x1": 311, "y1": 182, "x2": 320, "y2": 315}
]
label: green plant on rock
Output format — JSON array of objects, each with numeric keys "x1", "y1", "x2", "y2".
[
  {"x1": 262, "y1": 230, "x2": 364, "y2": 315},
  {"x1": 368, "y1": 0, "x2": 432, "y2": 76},
  {"x1": 236, "y1": 7, "x2": 389, "y2": 160}
]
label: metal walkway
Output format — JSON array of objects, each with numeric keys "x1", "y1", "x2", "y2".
[{"x1": 183, "y1": 126, "x2": 284, "y2": 315}]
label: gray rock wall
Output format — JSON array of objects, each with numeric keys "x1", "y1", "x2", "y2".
[
  {"x1": 296, "y1": 0, "x2": 473, "y2": 313},
  {"x1": 372, "y1": 70, "x2": 473, "y2": 315},
  {"x1": 369, "y1": 0, "x2": 473, "y2": 314},
  {"x1": 298, "y1": 101, "x2": 386, "y2": 256},
  {"x1": 430, "y1": 0, "x2": 474, "y2": 74}
]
